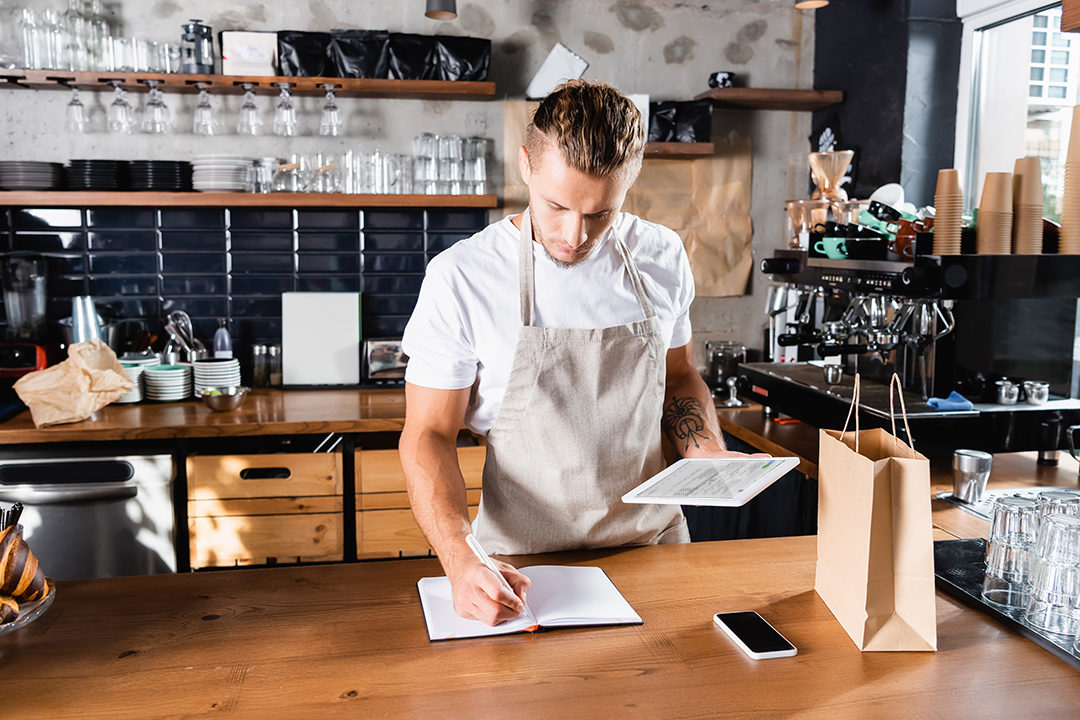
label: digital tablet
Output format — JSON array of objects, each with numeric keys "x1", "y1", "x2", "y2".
[{"x1": 622, "y1": 456, "x2": 801, "y2": 507}]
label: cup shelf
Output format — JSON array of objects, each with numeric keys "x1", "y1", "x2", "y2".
[{"x1": 0, "y1": 191, "x2": 499, "y2": 208}]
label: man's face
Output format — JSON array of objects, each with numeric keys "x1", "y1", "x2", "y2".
[{"x1": 519, "y1": 144, "x2": 636, "y2": 268}]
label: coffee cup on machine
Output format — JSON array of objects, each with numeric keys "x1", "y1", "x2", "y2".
[{"x1": 813, "y1": 236, "x2": 848, "y2": 259}]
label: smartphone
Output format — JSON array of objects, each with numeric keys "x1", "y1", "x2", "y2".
[{"x1": 713, "y1": 611, "x2": 797, "y2": 659}]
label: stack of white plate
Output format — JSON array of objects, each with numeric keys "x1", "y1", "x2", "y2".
[
  {"x1": 192, "y1": 155, "x2": 256, "y2": 193},
  {"x1": 193, "y1": 358, "x2": 242, "y2": 396},
  {"x1": 115, "y1": 364, "x2": 145, "y2": 404},
  {"x1": 144, "y1": 364, "x2": 194, "y2": 402},
  {"x1": 0, "y1": 161, "x2": 64, "y2": 190}
]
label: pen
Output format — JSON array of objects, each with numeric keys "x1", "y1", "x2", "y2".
[{"x1": 465, "y1": 533, "x2": 523, "y2": 610}]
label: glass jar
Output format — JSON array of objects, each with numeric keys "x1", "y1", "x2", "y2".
[
  {"x1": 268, "y1": 344, "x2": 282, "y2": 386},
  {"x1": 251, "y1": 344, "x2": 268, "y2": 388}
]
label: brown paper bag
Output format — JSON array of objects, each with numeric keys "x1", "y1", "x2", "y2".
[
  {"x1": 13, "y1": 339, "x2": 135, "y2": 428},
  {"x1": 814, "y1": 374, "x2": 937, "y2": 651}
]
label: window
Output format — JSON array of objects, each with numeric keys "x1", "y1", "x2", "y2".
[{"x1": 961, "y1": 3, "x2": 1076, "y2": 222}]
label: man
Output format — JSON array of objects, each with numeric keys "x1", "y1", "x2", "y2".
[{"x1": 401, "y1": 80, "x2": 744, "y2": 626}]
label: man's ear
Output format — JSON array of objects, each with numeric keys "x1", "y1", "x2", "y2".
[{"x1": 518, "y1": 145, "x2": 531, "y2": 185}]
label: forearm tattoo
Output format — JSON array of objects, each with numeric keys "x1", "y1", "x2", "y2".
[{"x1": 662, "y1": 395, "x2": 712, "y2": 452}]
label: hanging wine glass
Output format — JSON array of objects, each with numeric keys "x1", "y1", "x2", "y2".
[
  {"x1": 106, "y1": 80, "x2": 133, "y2": 134},
  {"x1": 319, "y1": 84, "x2": 342, "y2": 137},
  {"x1": 140, "y1": 80, "x2": 171, "y2": 134},
  {"x1": 192, "y1": 82, "x2": 221, "y2": 136},
  {"x1": 273, "y1": 83, "x2": 298, "y2": 137},
  {"x1": 236, "y1": 82, "x2": 262, "y2": 135},
  {"x1": 65, "y1": 85, "x2": 89, "y2": 132}
]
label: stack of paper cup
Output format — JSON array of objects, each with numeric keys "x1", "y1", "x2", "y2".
[
  {"x1": 1060, "y1": 105, "x2": 1080, "y2": 253},
  {"x1": 1012, "y1": 157, "x2": 1044, "y2": 254},
  {"x1": 977, "y1": 172, "x2": 1013, "y2": 254},
  {"x1": 933, "y1": 169, "x2": 963, "y2": 255}
]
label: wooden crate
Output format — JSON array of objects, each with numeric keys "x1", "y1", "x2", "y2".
[
  {"x1": 356, "y1": 446, "x2": 484, "y2": 558},
  {"x1": 187, "y1": 452, "x2": 344, "y2": 568}
]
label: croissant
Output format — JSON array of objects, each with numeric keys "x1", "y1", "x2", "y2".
[
  {"x1": 0, "y1": 595, "x2": 17, "y2": 624},
  {"x1": 0, "y1": 526, "x2": 46, "y2": 603}
]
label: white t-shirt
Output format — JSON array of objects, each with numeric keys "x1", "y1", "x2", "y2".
[{"x1": 402, "y1": 212, "x2": 695, "y2": 435}]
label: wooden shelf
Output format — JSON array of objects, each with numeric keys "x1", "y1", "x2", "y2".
[
  {"x1": 0, "y1": 191, "x2": 499, "y2": 208},
  {"x1": 693, "y1": 87, "x2": 843, "y2": 111},
  {"x1": 0, "y1": 68, "x2": 496, "y2": 100},
  {"x1": 644, "y1": 142, "x2": 714, "y2": 158}
]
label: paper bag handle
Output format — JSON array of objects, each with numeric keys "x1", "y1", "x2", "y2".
[
  {"x1": 888, "y1": 373, "x2": 915, "y2": 451},
  {"x1": 839, "y1": 373, "x2": 914, "y2": 453},
  {"x1": 840, "y1": 373, "x2": 862, "y2": 452}
]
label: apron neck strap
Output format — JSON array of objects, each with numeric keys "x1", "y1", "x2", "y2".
[{"x1": 517, "y1": 208, "x2": 656, "y2": 328}]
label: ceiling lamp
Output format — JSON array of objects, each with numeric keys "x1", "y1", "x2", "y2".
[
  {"x1": 425, "y1": 0, "x2": 457, "y2": 20},
  {"x1": 795, "y1": 0, "x2": 829, "y2": 8}
]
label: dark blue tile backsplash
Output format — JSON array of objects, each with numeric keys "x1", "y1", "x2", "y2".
[{"x1": 0, "y1": 206, "x2": 481, "y2": 361}]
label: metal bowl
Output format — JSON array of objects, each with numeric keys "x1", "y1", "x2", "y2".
[{"x1": 200, "y1": 386, "x2": 250, "y2": 412}]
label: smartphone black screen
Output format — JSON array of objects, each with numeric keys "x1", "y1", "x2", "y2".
[{"x1": 716, "y1": 612, "x2": 794, "y2": 653}]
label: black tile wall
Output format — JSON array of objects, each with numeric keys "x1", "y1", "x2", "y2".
[{"x1": 0, "y1": 205, "x2": 484, "y2": 376}]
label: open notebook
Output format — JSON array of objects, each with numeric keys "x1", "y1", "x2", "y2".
[{"x1": 417, "y1": 565, "x2": 642, "y2": 641}]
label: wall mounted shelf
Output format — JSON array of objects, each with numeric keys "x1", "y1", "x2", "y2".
[
  {"x1": 693, "y1": 87, "x2": 843, "y2": 112},
  {"x1": 0, "y1": 191, "x2": 498, "y2": 208},
  {"x1": 0, "y1": 68, "x2": 496, "y2": 100}
]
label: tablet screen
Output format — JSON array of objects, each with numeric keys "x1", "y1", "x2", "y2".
[{"x1": 622, "y1": 457, "x2": 800, "y2": 507}]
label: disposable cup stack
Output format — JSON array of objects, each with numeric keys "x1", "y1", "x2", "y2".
[
  {"x1": 1060, "y1": 105, "x2": 1080, "y2": 254},
  {"x1": 977, "y1": 172, "x2": 1013, "y2": 255},
  {"x1": 933, "y1": 169, "x2": 963, "y2": 255},
  {"x1": 1012, "y1": 157, "x2": 1044, "y2": 254}
]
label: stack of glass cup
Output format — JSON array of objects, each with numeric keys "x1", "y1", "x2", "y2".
[
  {"x1": 982, "y1": 497, "x2": 1038, "y2": 609},
  {"x1": 1026, "y1": 490, "x2": 1080, "y2": 637},
  {"x1": 413, "y1": 133, "x2": 487, "y2": 195},
  {"x1": 11, "y1": 1, "x2": 180, "y2": 73},
  {"x1": 984, "y1": 488, "x2": 1080, "y2": 647}
]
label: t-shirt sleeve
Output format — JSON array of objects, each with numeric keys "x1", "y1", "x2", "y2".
[
  {"x1": 667, "y1": 228, "x2": 695, "y2": 349},
  {"x1": 401, "y1": 253, "x2": 479, "y2": 390}
]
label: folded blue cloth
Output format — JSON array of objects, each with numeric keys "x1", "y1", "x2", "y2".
[{"x1": 927, "y1": 391, "x2": 974, "y2": 411}]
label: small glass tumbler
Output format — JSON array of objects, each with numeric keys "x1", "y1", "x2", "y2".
[
  {"x1": 1035, "y1": 489, "x2": 1080, "y2": 522},
  {"x1": 982, "y1": 497, "x2": 1038, "y2": 609},
  {"x1": 1025, "y1": 514, "x2": 1080, "y2": 635}
]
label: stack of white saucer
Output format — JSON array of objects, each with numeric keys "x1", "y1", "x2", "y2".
[
  {"x1": 144, "y1": 364, "x2": 194, "y2": 402},
  {"x1": 192, "y1": 155, "x2": 256, "y2": 193},
  {"x1": 193, "y1": 358, "x2": 242, "y2": 396},
  {"x1": 115, "y1": 364, "x2": 145, "y2": 404}
]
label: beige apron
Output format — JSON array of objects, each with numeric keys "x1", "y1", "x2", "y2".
[{"x1": 474, "y1": 209, "x2": 688, "y2": 555}]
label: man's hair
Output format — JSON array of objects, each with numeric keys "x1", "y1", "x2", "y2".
[{"x1": 525, "y1": 79, "x2": 646, "y2": 180}]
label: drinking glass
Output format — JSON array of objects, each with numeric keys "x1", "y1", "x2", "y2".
[
  {"x1": 63, "y1": 0, "x2": 89, "y2": 71},
  {"x1": 437, "y1": 134, "x2": 463, "y2": 195},
  {"x1": 319, "y1": 84, "x2": 342, "y2": 136},
  {"x1": 111, "y1": 36, "x2": 133, "y2": 71},
  {"x1": 1035, "y1": 489, "x2": 1080, "y2": 521},
  {"x1": 464, "y1": 136, "x2": 487, "y2": 195},
  {"x1": 40, "y1": 9, "x2": 65, "y2": 70},
  {"x1": 106, "y1": 81, "x2": 134, "y2": 134},
  {"x1": 19, "y1": 8, "x2": 45, "y2": 69},
  {"x1": 982, "y1": 497, "x2": 1038, "y2": 609},
  {"x1": 1025, "y1": 514, "x2": 1080, "y2": 636},
  {"x1": 192, "y1": 83, "x2": 221, "y2": 136},
  {"x1": 65, "y1": 86, "x2": 89, "y2": 133},
  {"x1": 236, "y1": 84, "x2": 262, "y2": 136},
  {"x1": 273, "y1": 83, "x2": 298, "y2": 137},
  {"x1": 140, "y1": 81, "x2": 171, "y2": 134}
]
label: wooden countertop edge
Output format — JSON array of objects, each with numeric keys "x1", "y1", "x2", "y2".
[
  {"x1": 0, "y1": 417, "x2": 408, "y2": 443},
  {"x1": 718, "y1": 415, "x2": 819, "y2": 479}
]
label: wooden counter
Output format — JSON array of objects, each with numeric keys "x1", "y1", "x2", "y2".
[
  {"x1": 930, "y1": 451, "x2": 1080, "y2": 539},
  {"x1": 3, "y1": 537, "x2": 1077, "y2": 717},
  {"x1": 0, "y1": 388, "x2": 407, "y2": 444}
]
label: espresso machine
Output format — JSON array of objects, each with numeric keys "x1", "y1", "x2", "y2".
[
  {"x1": 0, "y1": 253, "x2": 49, "y2": 419},
  {"x1": 742, "y1": 207, "x2": 1080, "y2": 460}
]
